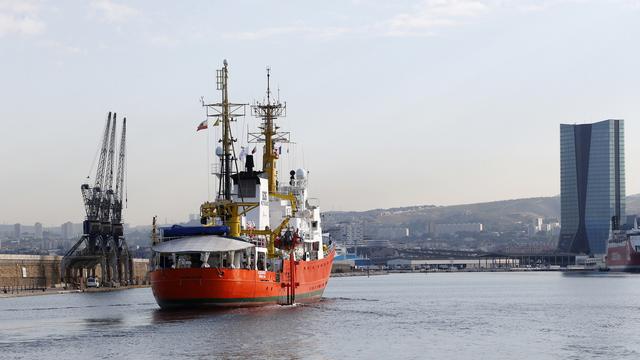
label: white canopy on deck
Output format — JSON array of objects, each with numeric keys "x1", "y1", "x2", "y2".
[{"x1": 152, "y1": 236, "x2": 254, "y2": 254}]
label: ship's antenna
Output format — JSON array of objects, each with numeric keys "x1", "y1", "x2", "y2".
[{"x1": 266, "y1": 66, "x2": 271, "y2": 105}]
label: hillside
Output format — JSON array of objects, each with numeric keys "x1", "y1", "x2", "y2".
[
  {"x1": 325, "y1": 194, "x2": 640, "y2": 235},
  {"x1": 627, "y1": 194, "x2": 640, "y2": 215}
]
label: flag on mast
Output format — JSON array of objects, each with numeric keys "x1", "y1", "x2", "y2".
[{"x1": 196, "y1": 120, "x2": 208, "y2": 132}]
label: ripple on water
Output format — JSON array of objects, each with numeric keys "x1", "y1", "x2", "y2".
[{"x1": 1, "y1": 274, "x2": 640, "y2": 359}]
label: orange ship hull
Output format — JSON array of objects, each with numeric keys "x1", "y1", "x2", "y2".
[{"x1": 151, "y1": 250, "x2": 335, "y2": 308}]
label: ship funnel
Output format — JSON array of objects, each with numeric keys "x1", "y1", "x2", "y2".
[{"x1": 245, "y1": 154, "x2": 255, "y2": 173}]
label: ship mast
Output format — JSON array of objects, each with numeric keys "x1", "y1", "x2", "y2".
[
  {"x1": 200, "y1": 62, "x2": 297, "y2": 258},
  {"x1": 201, "y1": 60, "x2": 253, "y2": 237},
  {"x1": 220, "y1": 60, "x2": 232, "y2": 200},
  {"x1": 202, "y1": 59, "x2": 247, "y2": 202},
  {"x1": 249, "y1": 67, "x2": 289, "y2": 194},
  {"x1": 249, "y1": 68, "x2": 297, "y2": 258}
]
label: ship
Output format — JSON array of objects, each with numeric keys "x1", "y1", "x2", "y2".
[
  {"x1": 150, "y1": 60, "x2": 335, "y2": 308},
  {"x1": 605, "y1": 215, "x2": 640, "y2": 272}
]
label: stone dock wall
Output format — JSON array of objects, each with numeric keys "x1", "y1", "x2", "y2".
[{"x1": 0, "y1": 254, "x2": 149, "y2": 289}]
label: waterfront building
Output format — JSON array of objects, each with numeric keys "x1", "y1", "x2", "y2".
[
  {"x1": 434, "y1": 223, "x2": 483, "y2": 235},
  {"x1": 557, "y1": 119, "x2": 625, "y2": 255},
  {"x1": 364, "y1": 239, "x2": 391, "y2": 247},
  {"x1": 534, "y1": 218, "x2": 544, "y2": 232},
  {"x1": 386, "y1": 258, "x2": 518, "y2": 270},
  {"x1": 337, "y1": 222, "x2": 364, "y2": 245},
  {"x1": 373, "y1": 226, "x2": 409, "y2": 240}
]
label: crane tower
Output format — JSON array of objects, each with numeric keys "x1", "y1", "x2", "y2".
[{"x1": 62, "y1": 112, "x2": 132, "y2": 287}]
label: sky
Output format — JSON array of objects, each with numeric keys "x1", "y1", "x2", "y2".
[{"x1": 0, "y1": 0, "x2": 639, "y2": 226}]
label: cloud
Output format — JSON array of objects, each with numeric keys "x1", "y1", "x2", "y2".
[
  {"x1": 0, "y1": 0, "x2": 44, "y2": 36},
  {"x1": 148, "y1": 34, "x2": 179, "y2": 48},
  {"x1": 223, "y1": 25, "x2": 355, "y2": 41},
  {"x1": 42, "y1": 40, "x2": 83, "y2": 55},
  {"x1": 384, "y1": 0, "x2": 489, "y2": 36},
  {"x1": 91, "y1": 0, "x2": 137, "y2": 23},
  {"x1": 223, "y1": 1, "x2": 491, "y2": 40},
  {"x1": 220, "y1": 0, "x2": 637, "y2": 41}
]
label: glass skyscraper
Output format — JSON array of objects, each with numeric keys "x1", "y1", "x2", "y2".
[{"x1": 557, "y1": 120, "x2": 625, "y2": 255}]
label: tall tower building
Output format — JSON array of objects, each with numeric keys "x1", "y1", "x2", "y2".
[
  {"x1": 14, "y1": 223, "x2": 21, "y2": 240},
  {"x1": 35, "y1": 222, "x2": 44, "y2": 249},
  {"x1": 557, "y1": 119, "x2": 625, "y2": 255},
  {"x1": 61, "y1": 221, "x2": 74, "y2": 240},
  {"x1": 34, "y1": 222, "x2": 43, "y2": 239}
]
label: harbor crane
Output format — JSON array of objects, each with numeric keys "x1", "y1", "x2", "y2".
[{"x1": 62, "y1": 112, "x2": 132, "y2": 287}]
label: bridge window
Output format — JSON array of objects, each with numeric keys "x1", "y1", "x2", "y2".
[
  {"x1": 238, "y1": 179, "x2": 257, "y2": 198},
  {"x1": 257, "y1": 252, "x2": 266, "y2": 271}
]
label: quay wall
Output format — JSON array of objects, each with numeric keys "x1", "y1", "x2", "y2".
[
  {"x1": 0, "y1": 254, "x2": 62, "y2": 288},
  {"x1": 0, "y1": 254, "x2": 150, "y2": 289},
  {"x1": 132, "y1": 258, "x2": 150, "y2": 285}
]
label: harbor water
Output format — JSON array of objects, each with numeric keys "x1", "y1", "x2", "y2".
[{"x1": 1, "y1": 272, "x2": 640, "y2": 359}]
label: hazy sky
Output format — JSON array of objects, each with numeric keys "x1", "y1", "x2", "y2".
[{"x1": 1, "y1": 0, "x2": 639, "y2": 226}]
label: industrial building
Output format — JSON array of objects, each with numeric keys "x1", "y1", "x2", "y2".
[
  {"x1": 387, "y1": 258, "x2": 518, "y2": 270},
  {"x1": 434, "y1": 223, "x2": 483, "y2": 235}
]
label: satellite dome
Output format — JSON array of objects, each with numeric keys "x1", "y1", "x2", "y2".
[{"x1": 296, "y1": 168, "x2": 307, "y2": 179}]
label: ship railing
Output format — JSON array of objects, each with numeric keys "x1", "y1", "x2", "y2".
[
  {"x1": 278, "y1": 185, "x2": 305, "y2": 196},
  {"x1": 157, "y1": 236, "x2": 179, "y2": 244},
  {"x1": 323, "y1": 242, "x2": 336, "y2": 258},
  {"x1": 279, "y1": 179, "x2": 307, "y2": 189},
  {"x1": 249, "y1": 237, "x2": 266, "y2": 247},
  {"x1": 156, "y1": 235, "x2": 245, "y2": 244},
  {"x1": 306, "y1": 198, "x2": 320, "y2": 209},
  {"x1": 210, "y1": 163, "x2": 221, "y2": 177}
]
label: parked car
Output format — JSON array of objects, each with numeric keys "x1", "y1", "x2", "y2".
[{"x1": 87, "y1": 277, "x2": 100, "y2": 288}]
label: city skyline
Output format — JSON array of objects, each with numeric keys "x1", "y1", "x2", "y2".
[{"x1": 1, "y1": 0, "x2": 640, "y2": 226}]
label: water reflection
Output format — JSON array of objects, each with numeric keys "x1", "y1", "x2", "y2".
[
  {"x1": 151, "y1": 303, "x2": 312, "y2": 324},
  {"x1": 84, "y1": 317, "x2": 124, "y2": 326},
  {"x1": 561, "y1": 271, "x2": 631, "y2": 278},
  {"x1": 151, "y1": 307, "x2": 232, "y2": 323}
]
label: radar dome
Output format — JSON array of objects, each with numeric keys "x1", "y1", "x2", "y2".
[{"x1": 296, "y1": 168, "x2": 307, "y2": 179}]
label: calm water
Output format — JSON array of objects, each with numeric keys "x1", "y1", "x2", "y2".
[{"x1": 1, "y1": 272, "x2": 640, "y2": 359}]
